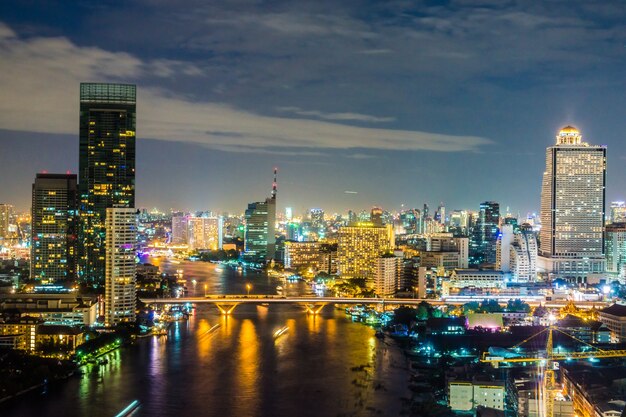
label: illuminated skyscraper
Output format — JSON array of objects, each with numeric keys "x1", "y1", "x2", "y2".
[
  {"x1": 538, "y1": 126, "x2": 606, "y2": 281},
  {"x1": 470, "y1": 201, "x2": 500, "y2": 265},
  {"x1": 79, "y1": 83, "x2": 136, "y2": 284},
  {"x1": 337, "y1": 223, "x2": 394, "y2": 282},
  {"x1": 30, "y1": 174, "x2": 78, "y2": 282},
  {"x1": 105, "y1": 207, "x2": 137, "y2": 326},
  {"x1": 244, "y1": 169, "x2": 277, "y2": 263}
]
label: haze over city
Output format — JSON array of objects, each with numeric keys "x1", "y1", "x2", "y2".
[{"x1": 1, "y1": 0, "x2": 626, "y2": 214}]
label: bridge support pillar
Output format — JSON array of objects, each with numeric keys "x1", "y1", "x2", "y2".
[
  {"x1": 215, "y1": 303, "x2": 240, "y2": 315},
  {"x1": 304, "y1": 303, "x2": 327, "y2": 315}
]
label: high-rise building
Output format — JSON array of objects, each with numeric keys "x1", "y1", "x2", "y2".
[
  {"x1": 244, "y1": 169, "x2": 277, "y2": 263},
  {"x1": 374, "y1": 254, "x2": 404, "y2": 296},
  {"x1": 337, "y1": 223, "x2": 394, "y2": 282},
  {"x1": 188, "y1": 216, "x2": 220, "y2": 250},
  {"x1": 509, "y1": 226, "x2": 538, "y2": 282},
  {"x1": 610, "y1": 202, "x2": 626, "y2": 224},
  {"x1": 605, "y1": 223, "x2": 626, "y2": 278},
  {"x1": 470, "y1": 201, "x2": 500, "y2": 265},
  {"x1": 30, "y1": 173, "x2": 78, "y2": 282},
  {"x1": 435, "y1": 202, "x2": 446, "y2": 225},
  {"x1": 79, "y1": 83, "x2": 136, "y2": 284},
  {"x1": 448, "y1": 210, "x2": 469, "y2": 236},
  {"x1": 105, "y1": 207, "x2": 137, "y2": 326},
  {"x1": 171, "y1": 214, "x2": 190, "y2": 245},
  {"x1": 538, "y1": 126, "x2": 606, "y2": 281},
  {"x1": 310, "y1": 208, "x2": 325, "y2": 237},
  {"x1": 496, "y1": 224, "x2": 515, "y2": 272},
  {"x1": 284, "y1": 241, "x2": 322, "y2": 270},
  {"x1": 370, "y1": 207, "x2": 383, "y2": 226},
  {"x1": 0, "y1": 204, "x2": 11, "y2": 240}
]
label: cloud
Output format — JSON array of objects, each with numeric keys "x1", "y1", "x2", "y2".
[
  {"x1": 0, "y1": 22, "x2": 491, "y2": 153},
  {"x1": 276, "y1": 106, "x2": 395, "y2": 123}
]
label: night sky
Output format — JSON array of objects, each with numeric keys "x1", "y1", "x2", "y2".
[{"x1": 0, "y1": 1, "x2": 625, "y2": 216}]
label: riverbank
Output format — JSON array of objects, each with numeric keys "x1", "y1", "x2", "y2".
[{"x1": 0, "y1": 350, "x2": 77, "y2": 405}]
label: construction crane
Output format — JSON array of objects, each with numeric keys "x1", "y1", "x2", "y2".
[{"x1": 481, "y1": 326, "x2": 626, "y2": 417}]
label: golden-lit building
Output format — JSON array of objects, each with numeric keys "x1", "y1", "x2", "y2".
[
  {"x1": 0, "y1": 316, "x2": 41, "y2": 351},
  {"x1": 337, "y1": 223, "x2": 394, "y2": 281},
  {"x1": 538, "y1": 126, "x2": 606, "y2": 282},
  {"x1": 284, "y1": 241, "x2": 321, "y2": 270}
]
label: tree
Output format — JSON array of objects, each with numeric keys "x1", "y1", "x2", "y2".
[
  {"x1": 463, "y1": 301, "x2": 480, "y2": 315},
  {"x1": 393, "y1": 306, "x2": 418, "y2": 326}
]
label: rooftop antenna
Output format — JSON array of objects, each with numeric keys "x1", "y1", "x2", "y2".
[{"x1": 271, "y1": 167, "x2": 278, "y2": 200}]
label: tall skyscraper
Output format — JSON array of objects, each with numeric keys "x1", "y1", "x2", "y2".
[
  {"x1": 244, "y1": 169, "x2": 277, "y2": 263},
  {"x1": 79, "y1": 83, "x2": 136, "y2": 284},
  {"x1": 470, "y1": 201, "x2": 500, "y2": 265},
  {"x1": 105, "y1": 207, "x2": 137, "y2": 326},
  {"x1": 538, "y1": 126, "x2": 606, "y2": 281},
  {"x1": 30, "y1": 173, "x2": 78, "y2": 282}
]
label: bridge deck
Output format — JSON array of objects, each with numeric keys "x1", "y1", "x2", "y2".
[{"x1": 139, "y1": 296, "x2": 604, "y2": 309}]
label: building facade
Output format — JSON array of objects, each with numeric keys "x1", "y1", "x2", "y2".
[
  {"x1": 605, "y1": 223, "x2": 626, "y2": 278},
  {"x1": 470, "y1": 201, "x2": 500, "y2": 266},
  {"x1": 105, "y1": 207, "x2": 137, "y2": 326},
  {"x1": 374, "y1": 255, "x2": 404, "y2": 296},
  {"x1": 79, "y1": 83, "x2": 136, "y2": 284},
  {"x1": 30, "y1": 173, "x2": 78, "y2": 282},
  {"x1": 337, "y1": 223, "x2": 394, "y2": 281},
  {"x1": 244, "y1": 198, "x2": 276, "y2": 263},
  {"x1": 538, "y1": 126, "x2": 606, "y2": 282}
]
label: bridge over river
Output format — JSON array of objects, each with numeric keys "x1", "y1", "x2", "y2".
[{"x1": 140, "y1": 295, "x2": 606, "y2": 315}]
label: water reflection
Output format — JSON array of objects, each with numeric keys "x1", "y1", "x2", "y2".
[{"x1": 4, "y1": 260, "x2": 412, "y2": 417}]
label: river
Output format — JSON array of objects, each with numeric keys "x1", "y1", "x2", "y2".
[{"x1": 3, "y1": 259, "x2": 413, "y2": 417}]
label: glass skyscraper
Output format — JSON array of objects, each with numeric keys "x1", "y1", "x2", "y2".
[
  {"x1": 470, "y1": 201, "x2": 500, "y2": 266},
  {"x1": 78, "y1": 83, "x2": 136, "y2": 283},
  {"x1": 538, "y1": 126, "x2": 606, "y2": 281},
  {"x1": 30, "y1": 173, "x2": 78, "y2": 282}
]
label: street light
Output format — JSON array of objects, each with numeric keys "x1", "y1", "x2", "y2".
[
  {"x1": 204, "y1": 284, "x2": 208, "y2": 297},
  {"x1": 246, "y1": 283, "x2": 252, "y2": 296}
]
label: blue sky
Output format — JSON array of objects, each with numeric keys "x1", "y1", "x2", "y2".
[{"x1": 0, "y1": 0, "x2": 625, "y2": 215}]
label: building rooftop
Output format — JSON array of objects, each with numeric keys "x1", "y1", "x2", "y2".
[{"x1": 600, "y1": 304, "x2": 626, "y2": 318}]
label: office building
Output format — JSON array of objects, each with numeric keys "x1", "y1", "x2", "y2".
[
  {"x1": 470, "y1": 201, "x2": 500, "y2": 265},
  {"x1": 105, "y1": 207, "x2": 137, "y2": 326},
  {"x1": 605, "y1": 223, "x2": 626, "y2": 277},
  {"x1": 244, "y1": 169, "x2": 277, "y2": 263},
  {"x1": 337, "y1": 223, "x2": 394, "y2": 282},
  {"x1": 538, "y1": 126, "x2": 606, "y2": 282},
  {"x1": 30, "y1": 173, "x2": 78, "y2": 282},
  {"x1": 79, "y1": 83, "x2": 136, "y2": 284}
]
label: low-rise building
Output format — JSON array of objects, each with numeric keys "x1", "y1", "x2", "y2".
[
  {"x1": 0, "y1": 316, "x2": 41, "y2": 351},
  {"x1": 449, "y1": 380, "x2": 505, "y2": 411},
  {"x1": 598, "y1": 304, "x2": 626, "y2": 343},
  {"x1": 0, "y1": 293, "x2": 99, "y2": 326}
]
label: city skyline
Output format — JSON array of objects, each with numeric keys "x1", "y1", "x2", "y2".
[{"x1": 1, "y1": 1, "x2": 626, "y2": 214}]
